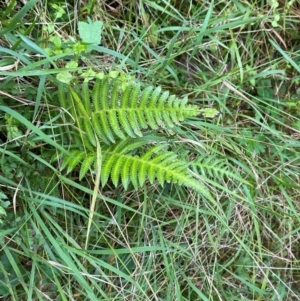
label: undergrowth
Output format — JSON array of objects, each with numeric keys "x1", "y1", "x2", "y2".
[{"x1": 0, "y1": 0, "x2": 300, "y2": 300}]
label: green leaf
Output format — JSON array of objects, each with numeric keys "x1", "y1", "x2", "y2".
[
  {"x1": 0, "y1": 206, "x2": 6, "y2": 217},
  {"x1": 78, "y1": 18, "x2": 103, "y2": 44},
  {"x1": 56, "y1": 71, "x2": 75, "y2": 84},
  {"x1": 198, "y1": 108, "x2": 222, "y2": 118},
  {"x1": 80, "y1": 153, "x2": 96, "y2": 180}
]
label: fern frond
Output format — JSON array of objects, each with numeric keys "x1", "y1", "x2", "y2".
[
  {"x1": 57, "y1": 77, "x2": 199, "y2": 145},
  {"x1": 55, "y1": 139, "x2": 213, "y2": 199},
  {"x1": 101, "y1": 144, "x2": 201, "y2": 193}
]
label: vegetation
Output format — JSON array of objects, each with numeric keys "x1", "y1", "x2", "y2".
[{"x1": 0, "y1": 0, "x2": 300, "y2": 300}]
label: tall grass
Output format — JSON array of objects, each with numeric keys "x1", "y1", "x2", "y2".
[{"x1": 0, "y1": 0, "x2": 300, "y2": 300}]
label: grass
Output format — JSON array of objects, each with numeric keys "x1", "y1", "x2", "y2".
[{"x1": 1, "y1": 0, "x2": 300, "y2": 300}]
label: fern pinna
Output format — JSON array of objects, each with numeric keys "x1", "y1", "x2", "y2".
[{"x1": 56, "y1": 75, "x2": 211, "y2": 197}]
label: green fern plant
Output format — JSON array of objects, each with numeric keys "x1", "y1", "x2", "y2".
[
  {"x1": 54, "y1": 75, "x2": 211, "y2": 196},
  {"x1": 58, "y1": 76, "x2": 198, "y2": 145}
]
